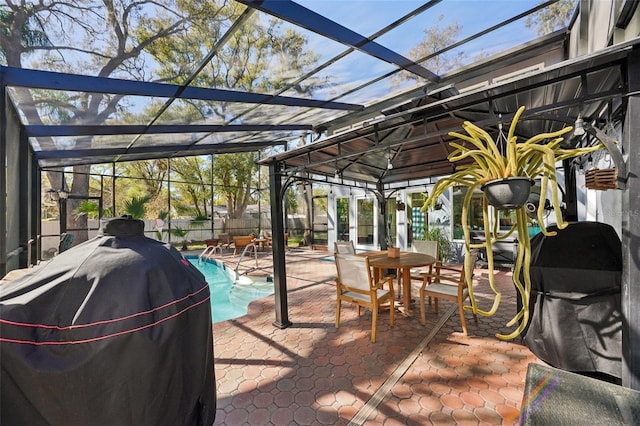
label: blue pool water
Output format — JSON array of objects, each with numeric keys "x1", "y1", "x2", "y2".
[{"x1": 188, "y1": 258, "x2": 274, "y2": 323}]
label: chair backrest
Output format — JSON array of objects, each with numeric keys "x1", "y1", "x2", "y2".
[
  {"x1": 218, "y1": 233, "x2": 230, "y2": 244},
  {"x1": 412, "y1": 240, "x2": 438, "y2": 259},
  {"x1": 234, "y1": 235, "x2": 254, "y2": 248},
  {"x1": 335, "y1": 254, "x2": 372, "y2": 292},
  {"x1": 334, "y1": 240, "x2": 356, "y2": 254},
  {"x1": 431, "y1": 248, "x2": 479, "y2": 287}
]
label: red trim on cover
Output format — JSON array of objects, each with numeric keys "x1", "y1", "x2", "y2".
[
  {"x1": 0, "y1": 295, "x2": 210, "y2": 345},
  {"x1": 0, "y1": 284, "x2": 209, "y2": 330}
]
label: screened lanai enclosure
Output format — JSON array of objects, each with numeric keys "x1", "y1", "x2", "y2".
[{"x1": 2, "y1": 0, "x2": 640, "y2": 388}]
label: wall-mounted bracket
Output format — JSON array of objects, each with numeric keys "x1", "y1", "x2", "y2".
[{"x1": 590, "y1": 126, "x2": 627, "y2": 190}]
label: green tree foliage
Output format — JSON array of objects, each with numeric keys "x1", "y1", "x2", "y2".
[
  {"x1": 123, "y1": 195, "x2": 151, "y2": 219},
  {"x1": 526, "y1": 0, "x2": 577, "y2": 36},
  {"x1": 409, "y1": 15, "x2": 465, "y2": 76},
  {"x1": 424, "y1": 227, "x2": 455, "y2": 262},
  {"x1": 285, "y1": 185, "x2": 299, "y2": 213},
  {"x1": 170, "y1": 156, "x2": 213, "y2": 218},
  {"x1": 1, "y1": 1, "x2": 326, "y2": 238},
  {"x1": 168, "y1": 226, "x2": 189, "y2": 250},
  {"x1": 312, "y1": 187, "x2": 328, "y2": 213},
  {"x1": 125, "y1": 160, "x2": 168, "y2": 200},
  {"x1": 213, "y1": 153, "x2": 258, "y2": 219},
  {"x1": 0, "y1": 7, "x2": 51, "y2": 64},
  {"x1": 0, "y1": 1, "x2": 201, "y2": 241},
  {"x1": 73, "y1": 200, "x2": 114, "y2": 220},
  {"x1": 137, "y1": 3, "x2": 326, "y2": 221}
]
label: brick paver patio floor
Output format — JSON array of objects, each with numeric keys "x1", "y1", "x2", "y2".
[{"x1": 205, "y1": 248, "x2": 543, "y2": 425}]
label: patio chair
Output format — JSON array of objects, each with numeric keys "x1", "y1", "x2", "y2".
[
  {"x1": 232, "y1": 235, "x2": 255, "y2": 256},
  {"x1": 411, "y1": 239, "x2": 438, "y2": 259},
  {"x1": 262, "y1": 230, "x2": 272, "y2": 248},
  {"x1": 406, "y1": 239, "x2": 439, "y2": 297},
  {"x1": 334, "y1": 253, "x2": 395, "y2": 343},
  {"x1": 217, "y1": 233, "x2": 232, "y2": 252},
  {"x1": 334, "y1": 240, "x2": 355, "y2": 254},
  {"x1": 419, "y1": 249, "x2": 479, "y2": 335}
]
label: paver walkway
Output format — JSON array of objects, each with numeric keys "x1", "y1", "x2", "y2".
[{"x1": 206, "y1": 249, "x2": 543, "y2": 425}]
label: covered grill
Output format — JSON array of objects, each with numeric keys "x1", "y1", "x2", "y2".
[
  {"x1": 1, "y1": 217, "x2": 216, "y2": 425},
  {"x1": 523, "y1": 221, "x2": 622, "y2": 380}
]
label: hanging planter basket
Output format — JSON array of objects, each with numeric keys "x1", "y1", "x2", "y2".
[
  {"x1": 585, "y1": 168, "x2": 617, "y2": 190},
  {"x1": 481, "y1": 177, "x2": 535, "y2": 210}
]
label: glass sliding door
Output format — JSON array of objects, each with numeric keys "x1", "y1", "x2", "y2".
[
  {"x1": 312, "y1": 191, "x2": 328, "y2": 246},
  {"x1": 356, "y1": 197, "x2": 375, "y2": 248},
  {"x1": 386, "y1": 197, "x2": 397, "y2": 247},
  {"x1": 409, "y1": 192, "x2": 427, "y2": 244},
  {"x1": 336, "y1": 197, "x2": 350, "y2": 242},
  {"x1": 452, "y1": 187, "x2": 485, "y2": 240}
]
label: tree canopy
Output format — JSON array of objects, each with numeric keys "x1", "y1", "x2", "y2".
[
  {"x1": 409, "y1": 14, "x2": 465, "y2": 75},
  {"x1": 526, "y1": 0, "x2": 577, "y2": 36},
  {"x1": 0, "y1": 0, "x2": 324, "y2": 238}
]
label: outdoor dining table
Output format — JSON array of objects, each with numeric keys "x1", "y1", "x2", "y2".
[
  {"x1": 359, "y1": 250, "x2": 436, "y2": 316},
  {"x1": 252, "y1": 238, "x2": 270, "y2": 251}
]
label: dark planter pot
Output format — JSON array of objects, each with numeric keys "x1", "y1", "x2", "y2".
[{"x1": 481, "y1": 177, "x2": 535, "y2": 210}]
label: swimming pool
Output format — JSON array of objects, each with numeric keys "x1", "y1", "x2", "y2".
[{"x1": 188, "y1": 257, "x2": 274, "y2": 323}]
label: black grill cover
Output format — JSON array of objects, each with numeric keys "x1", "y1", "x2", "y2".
[
  {"x1": 523, "y1": 221, "x2": 622, "y2": 379},
  {"x1": 0, "y1": 217, "x2": 216, "y2": 425}
]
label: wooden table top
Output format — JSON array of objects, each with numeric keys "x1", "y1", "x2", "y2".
[{"x1": 358, "y1": 250, "x2": 436, "y2": 268}]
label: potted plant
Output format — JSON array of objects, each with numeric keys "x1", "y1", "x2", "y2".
[
  {"x1": 423, "y1": 227, "x2": 454, "y2": 262},
  {"x1": 170, "y1": 226, "x2": 189, "y2": 251},
  {"x1": 423, "y1": 106, "x2": 605, "y2": 339}
]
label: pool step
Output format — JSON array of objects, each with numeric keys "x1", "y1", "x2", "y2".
[{"x1": 228, "y1": 280, "x2": 274, "y2": 307}]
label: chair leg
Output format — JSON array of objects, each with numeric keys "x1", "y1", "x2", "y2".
[
  {"x1": 419, "y1": 289, "x2": 427, "y2": 325},
  {"x1": 336, "y1": 300, "x2": 341, "y2": 328},
  {"x1": 389, "y1": 297, "x2": 395, "y2": 327},
  {"x1": 459, "y1": 302, "x2": 468, "y2": 335},
  {"x1": 371, "y1": 306, "x2": 378, "y2": 343},
  {"x1": 434, "y1": 298, "x2": 439, "y2": 313}
]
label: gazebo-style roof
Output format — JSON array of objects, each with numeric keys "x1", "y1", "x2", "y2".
[{"x1": 262, "y1": 39, "x2": 635, "y2": 188}]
